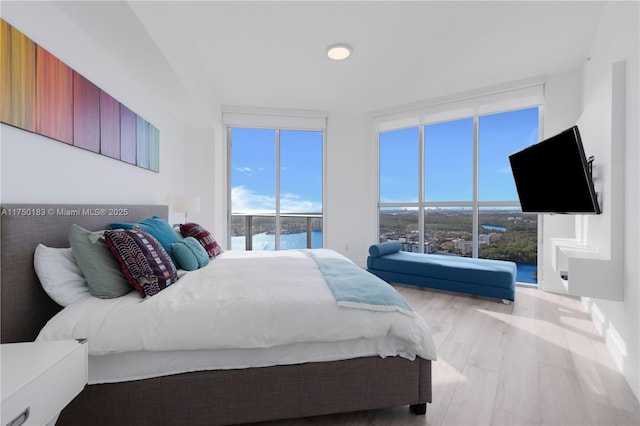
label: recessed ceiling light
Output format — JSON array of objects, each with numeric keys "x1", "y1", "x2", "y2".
[{"x1": 326, "y1": 44, "x2": 352, "y2": 61}]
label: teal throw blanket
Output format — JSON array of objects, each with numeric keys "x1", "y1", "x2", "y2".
[{"x1": 308, "y1": 251, "x2": 414, "y2": 317}]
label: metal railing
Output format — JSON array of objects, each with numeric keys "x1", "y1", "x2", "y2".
[{"x1": 231, "y1": 213, "x2": 323, "y2": 250}]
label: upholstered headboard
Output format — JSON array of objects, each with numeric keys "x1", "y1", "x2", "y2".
[{"x1": 0, "y1": 204, "x2": 168, "y2": 343}]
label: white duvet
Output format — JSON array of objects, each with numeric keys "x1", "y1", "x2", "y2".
[{"x1": 37, "y1": 249, "x2": 437, "y2": 364}]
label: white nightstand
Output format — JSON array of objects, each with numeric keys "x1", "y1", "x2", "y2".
[{"x1": 1, "y1": 340, "x2": 88, "y2": 426}]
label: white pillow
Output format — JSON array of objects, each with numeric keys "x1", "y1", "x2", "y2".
[{"x1": 34, "y1": 244, "x2": 90, "y2": 306}]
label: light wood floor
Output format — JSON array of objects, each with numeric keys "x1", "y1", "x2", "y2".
[{"x1": 253, "y1": 285, "x2": 640, "y2": 425}]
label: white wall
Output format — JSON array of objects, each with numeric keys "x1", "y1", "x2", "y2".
[
  {"x1": 515, "y1": 2, "x2": 639, "y2": 399},
  {"x1": 324, "y1": 112, "x2": 377, "y2": 267},
  {"x1": 0, "y1": 2, "x2": 186, "y2": 206},
  {"x1": 181, "y1": 125, "x2": 224, "y2": 241},
  {"x1": 536, "y1": 70, "x2": 584, "y2": 293},
  {"x1": 578, "y1": 1, "x2": 640, "y2": 399}
]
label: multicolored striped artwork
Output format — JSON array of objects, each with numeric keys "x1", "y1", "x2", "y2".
[
  {"x1": 0, "y1": 18, "x2": 159, "y2": 172},
  {"x1": 73, "y1": 71, "x2": 100, "y2": 152},
  {"x1": 149, "y1": 124, "x2": 160, "y2": 172},
  {"x1": 136, "y1": 115, "x2": 150, "y2": 169},
  {"x1": 99, "y1": 91, "x2": 121, "y2": 159},
  {"x1": 1, "y1": 19, "x2": 36, "y2": 131},
  {"x1": 36, "y1": 45, "x2": 73, "y2": 144},
  {"x1": 120, "y1": 104, "x2": 137, "y2": 165}
]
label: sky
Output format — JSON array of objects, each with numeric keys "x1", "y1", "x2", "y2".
[
  {"x1": 231, "y1": 107, "x2": 539, "y2": 213},
  {"x1": 231, "y1": 128, "x2": 323, "y2": 214},
  {"x1": 380, "y1": 106, "x2": 539, "y2": 204}
]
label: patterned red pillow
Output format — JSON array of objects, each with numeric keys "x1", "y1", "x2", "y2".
[
  {"x1": 104, "y1": 228, "x2": 179, "y2": 297},
  {"x1": 179, "y1": 222, "x2": 222, "y2": 258}
]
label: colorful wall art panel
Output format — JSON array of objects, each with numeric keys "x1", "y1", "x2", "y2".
[
  {"x1": 73, "y1": 71, "x2": 101, "y2": 153},
  {"x1": 0, "y1": 18, "x2": 159, "y2": 172},
  {"x1": 99, "y1": 91, "x2": 121, "y2": 159},
  {"x1": 120, "y1": 104, "x2": 137, "y2": 165},
  {"x1": 1, "y1": 19, "x2": 36, "y2": 132},
  {"x1": 36, "y1": 45, "x2": 73, "y2": 144},
  {"x1": 136, "y1": 115, "x2": 150, "y2": 169},
  {"x1": 149, "y1": 124, "x2": 160, "y2": 172}
]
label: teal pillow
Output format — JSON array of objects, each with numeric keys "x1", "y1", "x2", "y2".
[
  {"x1": 184, "y1": 237, "x2": 210, "y2": 268},
  {"x1": 68, "y1": 224, "x2": 132, "y2": 298},
  {"x1": 369, "y1": 241, "x2": 402, "y2": 257},
  {"x1": 171, "y1": 237, "x2": 210, "y2": 271},
  {"x1": 110, "y1": 216, "x2": 180, "y2": 264}
]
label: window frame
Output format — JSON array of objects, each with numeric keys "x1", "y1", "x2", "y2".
[
  {"x1": 223, "y1": 106, "x2": 328, "y2": 251},
  {"x1": 374, "y1": 81, "x2": 544, "y2": 282}
]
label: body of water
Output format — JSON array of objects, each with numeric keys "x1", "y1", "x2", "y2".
[
  {"x1": 231, "y1": 231, "x2": 323, "y2": 251},
  {"x1": 515, "y1": 262, "x2": 537, "y2": 284},
  {"x1": 482, "y1": 224, "x2": 507, "y2": 232},
  {"x1": 231, "y1": 231, "x2": 538, "y2": 285}
]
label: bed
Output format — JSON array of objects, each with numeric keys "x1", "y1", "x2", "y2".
[{"x1": 0, "y1": 203, "x2": 434, "y2": 425}]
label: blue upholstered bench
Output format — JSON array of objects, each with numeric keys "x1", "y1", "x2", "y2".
[{"x1": 366, "y1": 241, "x2": 516, "y2": 302}]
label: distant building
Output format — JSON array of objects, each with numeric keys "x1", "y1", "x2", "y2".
[
  {"x1": 454, "y1": 239, "x2": 473, "y2": 255},
  {"x1": 479, "y1": 234, "x2": 493, "y2": 244},
  {"x1": 441, "y1": 241, "x2": 455, "y2": 251}
]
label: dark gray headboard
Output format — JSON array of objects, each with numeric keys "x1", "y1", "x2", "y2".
[{"x1": 0, "y1": 204, "x2": 168, "y2": 343}]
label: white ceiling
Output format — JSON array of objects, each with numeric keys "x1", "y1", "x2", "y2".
[{"x1": 53, "y1": 1, "x2": 607, "y2": 126}]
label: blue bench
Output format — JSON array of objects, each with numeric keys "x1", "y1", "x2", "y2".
[{"x1": 366, "y1": 242, "x2": 516, "y2": 302}]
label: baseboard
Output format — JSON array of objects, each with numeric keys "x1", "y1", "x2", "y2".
[{"x1": 581, "y1": 297, "x2": 640, "y2": 400}]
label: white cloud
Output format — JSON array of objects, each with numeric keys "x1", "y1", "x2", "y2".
[
  {"x1": 232, "y1": 186, "x2": 321, "y2": 214},
  {"x1": 234, "y1": 166, "x2": 253, "y2": 175},
  {"x1": 280, "y1": 192, "x2": 321, "y2": 213},
  {"x1": 231, "y1": 186, "x2": 274, "y2": 212}
]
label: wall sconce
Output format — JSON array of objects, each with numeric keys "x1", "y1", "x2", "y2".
[{"x1": 170, "y1": 195, "x2": 200, "y2": 224}]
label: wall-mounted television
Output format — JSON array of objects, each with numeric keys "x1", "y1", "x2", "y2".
[{"x1": 509, "y1": 125, "x2": 601, "y2": 214}]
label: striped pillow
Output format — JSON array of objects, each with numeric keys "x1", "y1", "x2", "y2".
[
  {"x1": 179, "y1": 223, "x2": 222, "y2": 258},
  {"x1": 104, "y1": 228, "x2": 179, "y2": 297}
]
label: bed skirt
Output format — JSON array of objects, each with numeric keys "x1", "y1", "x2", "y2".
[{"x1": 58, "y1": 356, "x2": 432, "y2": 425}]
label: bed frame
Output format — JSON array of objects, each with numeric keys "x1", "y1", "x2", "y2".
[{"x1": 0, "y1": 203, "x2": 431, "y2": 425}]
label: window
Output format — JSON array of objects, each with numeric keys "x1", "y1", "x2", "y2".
[
  {"x1": 380, "y1": 127, "x2": 419, "y2": 203},
  {"x1": 376, "y1": 84, "x2": 542, "y2": 284},
  {"x1": 229, "y1": 127, "x2": 323, "y2": 251},
  {"x1": 224, "y1": 107, "x2": 326, "y2": 251},
  {"x1": 222, "y1": 106, "x2": 327, "y2": 250},
  {"x1": 424, "y1": 118, "x2": 473, "y2": 202}
]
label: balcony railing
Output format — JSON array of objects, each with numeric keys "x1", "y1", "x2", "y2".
[{"x1": 231, "y1": 213, "x2": 323, "y2": 250}]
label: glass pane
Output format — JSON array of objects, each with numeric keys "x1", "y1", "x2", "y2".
[
  {"x1": 379, "y1": 127, "x2": 419, "y2": 202},
  {"x1": 378, "y1": 207, "x2": 420, "y2": 251},
  {"x1": 251, "y1": 215, "x2": 276, "y2": 251},
  {"x1": 478, "y1": 207, "x2": 538, "y2": 284},
  {"x1": 424, "y1": 118, "x2": 473, "y2": 201},
  {"x1": 279, "y1": 215, "x2": 323, "y2": 249},
  {"x1": 231, "y1": 128, "x2": 276, "y2": 251},
  {"x1": 310, "y1": 217, "x2": 323, "y2": 249},
  {"x1": 424, "y1": 207, "x2": 473, "y2": 257},
  {"x1": 234, "y1": 214, "x2": 305, "y2": 252},
  {"x1": 280, "y1": 130, "x2": 322, "y2": 215},
  {"x1": 279, "y1": 130, "x2": 323, "y2": 249},
  {"x1": 478, "y1": 107, "x2": 539, "y2": 201},
  {"x1": 231, "y1": 214, "x2": 247, "y2": 251},
  {"x1": 230, "y1": 128, "x2": 276, "y2": 214}
]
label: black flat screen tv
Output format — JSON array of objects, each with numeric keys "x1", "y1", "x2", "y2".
[{"x1": 509, "y1": 125, "x2": 601, "y2": 214}]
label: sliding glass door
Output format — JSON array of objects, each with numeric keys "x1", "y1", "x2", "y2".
[{"x1": 230, "y1": 127, "x2": 323, "y2": 251}]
